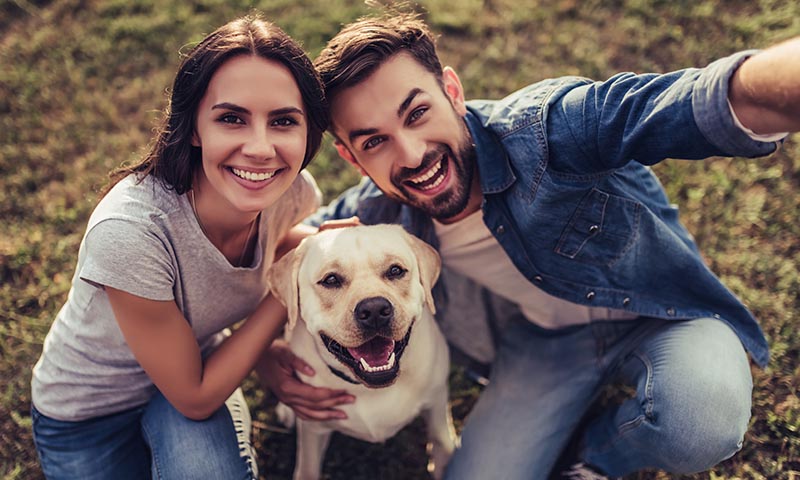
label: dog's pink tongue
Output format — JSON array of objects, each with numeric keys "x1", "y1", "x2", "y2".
[{"x1": 348, "y1": 337, "x2": 395, "y2": 367}]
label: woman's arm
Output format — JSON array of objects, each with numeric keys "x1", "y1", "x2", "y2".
[{"x1": 106, "y1": 286, "x2": 286, "y2": 420}]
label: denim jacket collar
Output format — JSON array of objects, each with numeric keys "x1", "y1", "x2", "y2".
[{"x1": 464, "y1": 111, "x2": 516, "y2": 195}]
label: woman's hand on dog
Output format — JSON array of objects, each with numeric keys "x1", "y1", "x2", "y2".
[
  {"x1": 318, "y1": 216, "x2": 361, "y2": 232},
  {"x1": 257, "y1": 340, "x2": 355, "y2": 421}
]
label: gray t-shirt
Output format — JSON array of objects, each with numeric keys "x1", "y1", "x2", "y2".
[{"x1": 31, "y1": 171, "x2": 320, "y2": 421}]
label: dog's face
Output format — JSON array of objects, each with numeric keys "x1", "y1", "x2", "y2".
[{"x1": 267, "y1": 224, "x2": 440, "y2": 388}]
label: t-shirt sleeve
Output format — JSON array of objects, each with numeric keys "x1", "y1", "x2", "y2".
[{"x1": 79, "y1": 218, "x2": 175, "y2": 301}]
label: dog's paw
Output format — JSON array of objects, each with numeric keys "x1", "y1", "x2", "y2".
[{"x1": 275, "y1": 403, "x2": 296, "y2": 428}]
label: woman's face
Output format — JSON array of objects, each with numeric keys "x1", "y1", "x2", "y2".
[{"x1": 192, "y1": 54, "x2": 307, "y2": 216}]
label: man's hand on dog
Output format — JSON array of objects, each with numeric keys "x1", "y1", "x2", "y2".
[{"x1": 257, "y1": 340, "x2": 355, "y2": 421}]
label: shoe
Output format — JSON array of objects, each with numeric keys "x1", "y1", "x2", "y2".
[{"x1": 560, "y1": 462, "x2": 611, "y2": 480}]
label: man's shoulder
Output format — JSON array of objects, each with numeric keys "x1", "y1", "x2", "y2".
[{"x1": 466, "y1": 76, "x2": 592, "y2": 134}]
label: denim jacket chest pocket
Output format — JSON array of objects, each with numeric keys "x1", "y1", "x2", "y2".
[{"x1": 553, "y1": 187, "x2": 641, "y2": 267}]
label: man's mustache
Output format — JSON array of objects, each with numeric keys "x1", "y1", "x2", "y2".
[{"x1": 395, "y1": 145, "x2": 451, "y2": 183}]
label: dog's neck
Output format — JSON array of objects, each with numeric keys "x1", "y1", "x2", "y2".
[{"x1": 328, "y1": 365, "x2": 360, "y2": 385}]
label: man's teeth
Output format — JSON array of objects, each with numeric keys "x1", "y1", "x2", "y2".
[
  {"x1": 359, "y1": 352, "x2": 395, "y2": 373},
  {"x1": 409, "y1": 159, "x2": 443, "y2": 188},
  {"x1": 231, "y1": 168, "x2": 277, "y2": 181}
]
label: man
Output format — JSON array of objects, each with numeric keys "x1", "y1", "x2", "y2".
[{"x1": 260, "y1": 13, "x2": 799, "y2": 479}]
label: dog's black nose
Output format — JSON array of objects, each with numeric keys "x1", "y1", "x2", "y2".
[{"x1": 354, "y1": 297, "x2": 394, "y2": 330}]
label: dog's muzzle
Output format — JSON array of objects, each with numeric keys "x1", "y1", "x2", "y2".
[{"x1": 319, "y1": 324, "x2": 412, "y2": 388}]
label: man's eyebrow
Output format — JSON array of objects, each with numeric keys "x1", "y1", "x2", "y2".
[
  {"x1": 349, "y1": 128, "x2": 379, "y2": 144},
  {"x1": 398, "y1": 88, "x2": 423, "y2": 118},
  {"x1": 347, "y1": 88, "x2": 424, "y2": 144}
]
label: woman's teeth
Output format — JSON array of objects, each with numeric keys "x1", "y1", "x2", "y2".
[{"x1": 231, "y1": 168, "x2": 277, "y2": 181}]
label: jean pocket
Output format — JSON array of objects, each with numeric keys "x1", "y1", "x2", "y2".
[{"x1": 555, "y1": 188, "x2": 640, "y2": 266}]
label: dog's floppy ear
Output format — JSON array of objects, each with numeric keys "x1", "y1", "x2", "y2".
[
  {"x1": 405, "y1": 231, "x2": 441, "y2": 315},
  {"x1": 266, "y1": 243, "x2": 304, "y2": 339}
]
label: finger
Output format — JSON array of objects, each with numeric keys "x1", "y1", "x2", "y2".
[
  {"x1": 283, "y1": 382, "x2": 352, "y2": 403},
  {"x1": 318, "y1": 216, "x2": 361, "y2": 231},
  {"x1": 289, "y1": 355, "x2": 315, "y2": 376},
  {"x1": 292, "y1": 405, "x2": 348, "y2": 421}
]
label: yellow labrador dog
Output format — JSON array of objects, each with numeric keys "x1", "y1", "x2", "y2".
[{"x1": 267, "y1": 224, "x2": 457, "y2": 480}]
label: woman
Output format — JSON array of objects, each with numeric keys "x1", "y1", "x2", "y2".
[{"x1": 31, "y1": 13, "x2": 335, "y2": 479}]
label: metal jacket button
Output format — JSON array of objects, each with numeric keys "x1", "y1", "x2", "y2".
[
  {"x1": 586, "y1": 291, "x2": 596, "y2": 300},
  {"x1": 666, "y1": 307, "x2": 676, "y2": 316},
  {"x1": 588, "y1": 224, "x2": 599, "y2": 234},
  {"x1": 496, "y1": 225, "x2": 505, "y2": 235},
  {"x1": 622, "y1": 297, "x2": 631, "y2": 307}
]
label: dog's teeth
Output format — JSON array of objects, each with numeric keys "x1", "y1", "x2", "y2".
[
  {"x1": 358, "y1": 351, "x2": 397, "y2": 373},
  {"x1": 386, "y1": 352, "x2": 396, "y2": 369},
  {"x1": 359, "y1": 357, "x2": 371, "y2": 371}
]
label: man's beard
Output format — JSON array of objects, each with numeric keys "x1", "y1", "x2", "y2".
[{"x1": 390, "y1": 133, "x2": 476, "y2": 221}]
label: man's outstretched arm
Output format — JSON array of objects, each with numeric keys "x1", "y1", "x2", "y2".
[{"x1": 729, "y1": 36, "x2": 800, "y2": 135}]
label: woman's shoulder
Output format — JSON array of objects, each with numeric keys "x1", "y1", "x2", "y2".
[{"x1": 93, "y1": 174, "x2": 183, "y2": 225}]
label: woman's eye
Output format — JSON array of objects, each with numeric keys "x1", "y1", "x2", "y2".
[
  {"x1": 219, "y1": 114, "x2": 244, "y2": 125},
  {"x1": 319, "y1": 273, "x2": 342, "y2": 288},
  {"x1": 272, "y1": 117, "x2": 298, "y2": 127},
  {"x1": 385, "y1": 265, "x2": 407, "y2": 279}
]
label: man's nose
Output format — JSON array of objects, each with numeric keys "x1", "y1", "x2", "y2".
[
  {"x1": 241, "y1": 128, "x2": 276, "y2": 160},
  {"x1": 394, "y1": 133, "x2": 427, "y2": 169}
]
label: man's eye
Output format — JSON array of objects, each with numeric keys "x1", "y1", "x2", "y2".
[
  {"x1": 408, "y1": 107, "x2": 427, "y2": 124},
  {"x1": 385, "y1": 264, "x2": 407, "y2": 280},
  {"x1": 319, "y1": 273, "x2": 343, "y2": 288},
  {"x1": 363, "y1": 137, "x2": 385, "y2": 151}
]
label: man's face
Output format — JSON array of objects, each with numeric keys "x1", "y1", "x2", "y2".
[{"x1": 330, "y1": 53, "x2": 480, "y2": 223}]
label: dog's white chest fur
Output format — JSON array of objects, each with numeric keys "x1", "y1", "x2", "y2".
[{"x1": 267, "y1": 225, "x2": 457, "y2": 480}]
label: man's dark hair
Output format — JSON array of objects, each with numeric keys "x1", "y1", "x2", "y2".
[{"x1": 314, "y1": 13, "x2": 443, "y2": 103}]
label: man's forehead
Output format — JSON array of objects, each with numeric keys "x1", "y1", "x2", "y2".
[{"x1": 330, "y1": 53, "x2": 438, "y2": 137}]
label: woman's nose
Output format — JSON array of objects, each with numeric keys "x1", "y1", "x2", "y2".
[{"x1": 241, "y1": 128, "x2": 276, "y2": 160}]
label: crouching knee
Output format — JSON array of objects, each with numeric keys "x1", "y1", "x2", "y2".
[{"x1": 649, "y1": 375, "x2": 752, "y2": 473}]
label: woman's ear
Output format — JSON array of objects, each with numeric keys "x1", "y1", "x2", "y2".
[
  {"x1": 191, "y1": 130, "x2": 201, "y2": 147},
  {"x1": 442, "y1": 66, "x2": 467, "y2": 116},
  {"x1": 334, "y1": 141, "x2": 367, "y2": 176}
]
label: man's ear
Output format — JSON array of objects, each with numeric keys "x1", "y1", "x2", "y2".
[
  {"x1": 442, "y1": 66, "x2": 467, "y2": 116},
  {"x1": 334, "y1": 140, "x2": 367, "y2": 176}
]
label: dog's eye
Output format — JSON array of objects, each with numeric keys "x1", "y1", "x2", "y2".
[
  {"x1": 319, "y1": 273, "x2": 343, "y2": 288},
  {"x1": 385, "y1": 264, "x2": 407, "y2": 280}
]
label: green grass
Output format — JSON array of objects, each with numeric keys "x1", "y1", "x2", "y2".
[{"x1": 2, "y1": 0, "x2": 799, "y2": 478}]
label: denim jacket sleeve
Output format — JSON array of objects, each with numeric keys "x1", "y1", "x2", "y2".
[{"x1": 546, "y1": 50, "x2": 779, "y2": 174}]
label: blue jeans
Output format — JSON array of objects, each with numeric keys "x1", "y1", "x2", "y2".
[
  {"x1": 444, "y1": 316, "x2": 753, "y2": 479},
  {"x1": 32, "y1": 388, "x2": 256, "y2": 480}
]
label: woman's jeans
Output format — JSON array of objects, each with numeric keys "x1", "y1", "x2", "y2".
[
  {"x1": 444, "y1": 316, "x2": 753, "y2": 479},
  {"x1": 32, "y1": 388, "x2": 257, "y2": 480}
]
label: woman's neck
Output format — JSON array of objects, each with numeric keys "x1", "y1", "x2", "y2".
[{"x1": 189, "y1": 187, "x2": 259, "y2": 266}]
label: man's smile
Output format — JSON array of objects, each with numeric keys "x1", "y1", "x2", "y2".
[{"x1": 404, "y1": 154, "x2": 449, "y2": 192}]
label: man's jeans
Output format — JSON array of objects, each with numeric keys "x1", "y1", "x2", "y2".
[
  {"x1": 32, "y1": 388, "x2": 256, "y2": 480},
  {"x1": 444, "y1": 316, "x2": 753, "y2": 479}
]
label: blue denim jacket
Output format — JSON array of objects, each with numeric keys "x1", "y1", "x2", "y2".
[{"x1": 308, "y1": 51, "x2": 778, "y2": 367}]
